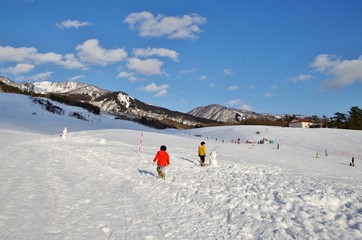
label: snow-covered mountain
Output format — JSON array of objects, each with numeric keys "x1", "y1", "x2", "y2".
[
  {"x1": 20, "y1": 80, "x2": 136, "y2": 111},
  {"x1": 0, "y1": 76, "x2": 216, "y2": 129},
  {"x1": 188, "y1": 104, "x2": 279, "y2": 123},
  {"x1": 21, "y1": 81, "x2": 97, "y2": 94},
  {"x1": 0, "y1": 76, "x2": 20, "y2": 89}
]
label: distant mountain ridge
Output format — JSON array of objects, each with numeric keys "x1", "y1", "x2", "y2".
[
  {"x1": 0, "y1": 76, "x2": 304, "y2": 128},
  {"x1": 0, "y1": 76, "x2": 217, "y2": 129},
  {"x1": 188, "y1": 104, "x2": 280, "y2": 123}
]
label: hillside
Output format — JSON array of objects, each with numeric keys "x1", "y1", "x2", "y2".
[
  {"x1": 188, "y1": 104, "x2": 282, "y2": 123},
  {"x1": 0, "y1": 76, "x2": 218, "y2": 129},
  {"x1": 0, "y1": 92, "x2": 361, "y2": 239}
]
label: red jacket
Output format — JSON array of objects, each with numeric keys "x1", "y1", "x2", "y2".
[{"x1": 153, "y1": 150, "x2": 170, "y2": 167}]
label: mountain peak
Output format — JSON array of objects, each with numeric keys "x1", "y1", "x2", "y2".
[
  {"x1": 0, "y1": 76, "x2": 20, "y2": 89},
  {"x1": 188, "y1": 104, "x2": 273, "y2": 123}
]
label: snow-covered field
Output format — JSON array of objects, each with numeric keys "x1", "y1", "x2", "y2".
[{"x1": 0, "y1": 92, "x2": 361, "y2": 240}]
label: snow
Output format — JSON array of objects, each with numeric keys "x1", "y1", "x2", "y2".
[
  {"x1": 31, "y1": 81, "x2": 84, "y2": 94},
  {"x1": 117, "y1": 92, "x2": 133, "y2": 108},
  {"x1": 0, "y1": 92, "x2": 361, "y2": 240}
]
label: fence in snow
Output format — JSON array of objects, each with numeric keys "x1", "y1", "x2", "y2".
[{"x1": 333, "y1": 150, "x2": 361, "y2": 160}]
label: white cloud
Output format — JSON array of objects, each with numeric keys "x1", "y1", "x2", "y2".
[
  {"x1": 76, "y1": 39, "x2": 127, "y2": 66},
  {"x1": 0, "y1": 45, "x2": 87, "y2": 70},
  {"x1": 68, "y1": 75, "x2": 85, "y2": 81},
  {"x1": 29, "y1": 72, "x2": 53, "y2": 81},
  {"x1": 199, "y1": 75, "x2": 207, "y2": 81},
  {"x1": 0, "y1": 63, "x2": 34, "y2": 74},
  {"x1": 124, "y1": 11, "x2": 207, "y2": 39},
  {"x1": 227, "y1": 99, "x2": 253, "y2": 111},
  {"x1": 126, "y1": 58, "x2": 163, "y2": 75},
  {"x1": 263, "y1": 92, "x2": 274, "y2": 97},
  {"x1": 56, "y1": 20, "x2": 92, "y2": 29},
  {"x1": 61, "y1": 54, "x2": 88, "y2": 69},
  {"x1": 118, "y1": 71, "x2": 132, "y2": 78},
  {"x1": 311, "y1": 54, "x2": 362, "y2": 89},
  {"x1": 311, "y1": 54, "x2": 340, "y2": 73},
  {"x1": 0, "y1": 46, "x2": 37, "y2": 62},
  {"x1": 290, "y1": 74, "x2": 313, "y2": 83},
  {"x1": 240, "y1": 104, "x2": 252, "y2": 111},
  {"x1": 33, "y1": 52, "x2": 63, "y2": 64},
  {"x1": 227, "y1": 99, "x2": 241, "y2": 106},
  {"x1": 179, "y1": 68, "x2": 197, "y2": 74},
  {"x1": 140, "y1": 82, "x2": 169, "y2": 97},
  {"x1": 228, "y1": 85, "x2": 239, "y2": 91},
  {"x1": 117, "y1": 71, "x2": 143, "y2": 82},
  {"x1": 155, "y1": 89, "x2": 168, "y2": 97},
  {"x1": 133, "y1": 47, "x2": 179, "y2": 61},
  {"x1": 223, "y1": 68, "x2": 233, "y2": 75}
]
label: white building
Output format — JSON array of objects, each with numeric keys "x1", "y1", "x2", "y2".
[{"x1": 288, "y1": 119, "x2": 313, "y2": 128}]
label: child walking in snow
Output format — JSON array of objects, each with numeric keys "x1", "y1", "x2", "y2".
[
  {"x1": 198, "y1": 141, "x2": 206, "y2": 166},
  {"x1": 153, "y1": 145, "x2": 170, "y2": 180}
]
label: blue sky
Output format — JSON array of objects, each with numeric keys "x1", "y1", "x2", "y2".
[{"x1": 1, "y1": 0, "x2": 362, "y2": 117}]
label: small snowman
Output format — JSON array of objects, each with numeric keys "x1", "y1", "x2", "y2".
[
  {"x1": 209, "y1": 149, "x2": 218, "y2": 167},
  {"x1": 61, "y1": 127, "x2": 68, "y2": 139}
]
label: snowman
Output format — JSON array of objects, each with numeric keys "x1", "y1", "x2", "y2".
[{"x1": 209, "y1": 149, "x2": 218, "y2": 167}]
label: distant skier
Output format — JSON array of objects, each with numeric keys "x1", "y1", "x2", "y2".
[
  {"x1": 325, "y1": 150, "x2": 328, "y2": 156},
  {"x1": 198, "y1": 141, "x2": 206, "y2": 166},
  {"x1": 153, "y1": 145, "x2": 170, "y2": 180},
  {"x1": 316, "y1": 152, "x2": 319, "y2": 158},
  {"x1": 350, "y1": 156, "x2": 355, "y2": 166},
  {"x1": 277, "y1": 143, "x2": 280, "y2": 149}
]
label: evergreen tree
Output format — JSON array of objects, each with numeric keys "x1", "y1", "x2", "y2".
[
  {"x1": 331, "y1": 112, "x2": 347, "y2": 129},
  {"x1": 347, "y1": 106, "x2": 362, "y2": 130},
  {"x1": 321, "y1": 115, "x2": 330, "y2": 128},
  {"x1": 310, "y1": 115, "x2": 319, "y2": 123}
]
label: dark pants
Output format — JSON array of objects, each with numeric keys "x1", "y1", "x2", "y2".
[{"x1": 199, "y1": 155, "x2": 205, "y2": 166}]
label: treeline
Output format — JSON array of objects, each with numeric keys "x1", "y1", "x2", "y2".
[
  {"x1": 46, "y1": 93, "x2": 100, "y2": 115},
  {"x1": 237, "y1": 106, "x2": 362, "y2": 130},
  {"x1": 301, "y1": 106, "x2": 362, "y2": 130},
  {"x1": 0, "y1": 82, "x2": 100, "y2": 115},
  {"x1": 283, "y1": 106, "x2": 362, "y2": 130},
  {"x1": 328, "y1": 106, "x2": 362, "y2": 130}
]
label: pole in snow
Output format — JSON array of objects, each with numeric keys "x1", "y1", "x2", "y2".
[{"x1": 138, "y1": 132, "x2": 144, "y2": 151}]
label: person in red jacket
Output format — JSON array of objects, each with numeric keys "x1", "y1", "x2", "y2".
[{"x1": 153, "y1": 145, "x2": 170, "y2": 180}]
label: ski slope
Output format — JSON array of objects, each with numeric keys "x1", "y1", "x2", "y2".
[{"x1": 0, "y1": 93, "x2": 361, "y2": 240}]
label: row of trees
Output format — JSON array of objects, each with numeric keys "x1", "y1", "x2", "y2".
[
  {"x1": 220, "y1": 106, "x2": 362, "y2": 130},
  {"x1": 329, "y1": 106, "x2": 362, "y2": 130},
  {"x1": 283, "y1": 106, "x2": 362, "y2": 130}
]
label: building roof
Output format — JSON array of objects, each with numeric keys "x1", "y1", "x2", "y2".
[{"x1": 289, "y1": 118, "x2": 313, "y2": 124}]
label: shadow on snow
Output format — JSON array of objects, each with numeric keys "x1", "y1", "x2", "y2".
[{"x1": 137, "y1": 168, "x2": 156, "y2": 177}]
